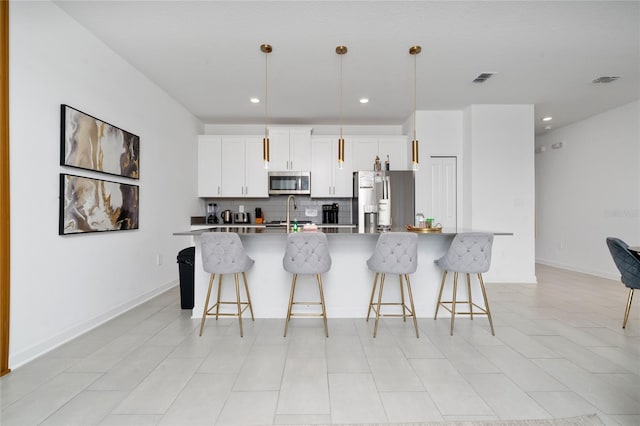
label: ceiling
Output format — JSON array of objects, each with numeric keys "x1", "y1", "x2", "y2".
[{"x1": 54, "y1": 1, "x2": 640, "y2": 135}]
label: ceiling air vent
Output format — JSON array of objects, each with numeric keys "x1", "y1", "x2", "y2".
[
  {"x1": 473, "y1": 72, "x2": 496, "y2": 83},
  {"x1": 592, "y1": 76, "x2": 621, "y2": 84}
]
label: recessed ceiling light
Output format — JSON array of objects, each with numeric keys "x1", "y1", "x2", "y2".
[
  {"x1": 544, "y1": 125, "x2": 552, "y2": 130},
  {"x1": 541, "y1": 116, "x2": 553, "y2": 122},
  {"x1": 359, "y1": 98, "x2": 369, "y2": 104},
  {"x1": 250, "y1": 97, "x2": 260, "y2": 104}
]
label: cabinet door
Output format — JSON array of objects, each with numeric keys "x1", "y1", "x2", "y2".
[
  {"x1": 310, "y1": 138, "x2": 334, "y2": 197},
  {"x1": 267, "y1": 128, "x2": 290, "y2": 171},
  {"x1": 289, "y1": 128, "x2": 311, "y2": 171},
  {"x1": 197, "y1": 136, "x2": 222, "y2": 197},
  {"x1": 333, "y1": 138, "x2": 354, "y2": 197},
  {"x1": 352, "y1": 137, "x2": 378, "y2": 172},
  {"x1": 379, "y1": 136, "x2": 409, "y2": 170},
  {"x1": 244, "y1": 137, "x2": 268, "y2": 197},
  {"x1": 220, "y1": 136, "x2": 246, "y2": 197}
]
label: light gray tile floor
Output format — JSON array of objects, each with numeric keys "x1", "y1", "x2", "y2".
[{"x1": 1, "y1": 264, "x2": 639, "y2": 425}]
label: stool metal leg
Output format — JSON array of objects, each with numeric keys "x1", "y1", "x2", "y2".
[
  {"x1": 373, "y1": 273, "x2": 386, "y2": 338},
  {"x1": 367, "y1": 272, "x2": 379, "y2": 322},
  {"x1": 399, "y1": 274, "x2": 407, "y2": 322},
  {"x1": 215, "y1": 274, "x2": 223, "y2": 320},
  {"x1": 450, "y1": 272, "x2": 458, "y2": 336},
  {"x1": 235, "y1": 273, "x2": 244, "y2": 337},
  {"x1": 199, "y1": 273, "x2": 216, "y2": 336},
  {"x1": 467, "y1": 273, "x2": 474, "y2": 320},
  {"x1": 242, "y1": 272, "x2": 254, "y2": 321},
  {"x1": 434, "y1": 271, "x2": 447, "y2": 319},
  {"x1": 284, "y1": 274, "x2": 298, "y2": 337},
  {"x1": 623, "y1": 288, "x2": 634, "y2": 329},
  {"x1": 404, "y1": 274, "x2": 419, "y2": 338},
  {"x1": 317, "y1": 274, "x2": 329, "y2": 338},
  {"x1": 478, "y1": 273, "x2": 495, "y2": 335}
]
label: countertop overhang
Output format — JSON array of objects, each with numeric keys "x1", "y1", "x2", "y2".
[{"x1": 173, "y1": 226, "x2": 512, "y2": 237}]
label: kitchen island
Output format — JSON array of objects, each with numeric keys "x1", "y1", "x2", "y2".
[{"x1": 174, "y1": 226, "x2": 511, "y2": 320}]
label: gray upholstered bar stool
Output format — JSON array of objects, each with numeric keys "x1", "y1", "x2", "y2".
[
  {"x1": 434, "y1": 232, "x2": 495, "y2": 336},
  {"x1": 366, "y1": 232, "x2": 419, "y2": 338},
  {"x1": 283, "y1": 232, "x2": 331, "y2": 337},
  {"x1": 199, "y1": 232, "x2": 255, "y2": 337}
]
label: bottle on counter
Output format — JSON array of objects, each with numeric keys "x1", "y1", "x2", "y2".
[{"x1": 385, "y1": 154, "x2": 390, "y2": 171}]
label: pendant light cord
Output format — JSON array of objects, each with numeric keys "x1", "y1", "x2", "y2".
[
  {"x1": 413, "y1": 51, "x2": 417, "y2": 142},
  {"x1": 339, "y1": 53, "x2": 343, "y2": 140},
  {"x1": 264, "y1": 50, "x2": 268, "y2": 138}
]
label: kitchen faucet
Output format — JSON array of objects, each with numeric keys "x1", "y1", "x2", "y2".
[{"x1": 286, "y1": 195, "x2": 297, "y2": 233}]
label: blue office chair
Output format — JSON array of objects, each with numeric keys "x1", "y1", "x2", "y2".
[{"x1": 606, "y1": 237, "x2": 640, "y2": 329}]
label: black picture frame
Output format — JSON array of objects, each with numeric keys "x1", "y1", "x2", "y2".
[
  {"x1": 60, "y1": 104, "x2": 140, "y2": 179},
  {"x1": 59, "y1": 173, "x2": 139, "y2": 235}
]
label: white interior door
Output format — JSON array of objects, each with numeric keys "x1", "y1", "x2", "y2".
[{"x1": 431, "y1": 156, "x2": 457, "y2": 228}]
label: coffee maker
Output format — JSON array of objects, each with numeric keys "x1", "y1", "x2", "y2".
[{"x1": 322, "y1": 203, "x2": 339, "y2": 224}]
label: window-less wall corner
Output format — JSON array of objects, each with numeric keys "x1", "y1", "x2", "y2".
[{"x1": 1, "y1": 0, "x2": 12, "y2": 376}]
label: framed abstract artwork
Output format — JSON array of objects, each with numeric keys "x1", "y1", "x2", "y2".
[
  {"x1": 59, "y1": 173, "x2": 139, "y2": 235},
  {"x1": 60, "y1": 104, "x2": 140, "y2": 179}
]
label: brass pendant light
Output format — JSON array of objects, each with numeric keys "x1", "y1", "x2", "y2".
[
  {"x1": 410, "y1": 45, "x2": 421, "y2": 170},
  {"x1": 261, "y1": 43, "x2": 272, "y2": 169},
  {"x1": 336, "y1": 45, "x2": 347, "y2": 168}
]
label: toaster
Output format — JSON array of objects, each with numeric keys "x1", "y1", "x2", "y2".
[{"x1": 234, "y1": 212, "x2": 250, "y2": 223}]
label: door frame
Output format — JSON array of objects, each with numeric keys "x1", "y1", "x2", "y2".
[{"x1": 1, "y1": 0, "x2": 11, "y2": 376}]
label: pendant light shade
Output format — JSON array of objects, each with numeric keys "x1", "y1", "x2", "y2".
[
  {"x1": 409, "y1": 45, "x2": 421, "y2": 171},
  {"x1": 261, "y1": 43, "x2": 272, "y2": 169},
  {"x1": 336, "y1": 45, "x2": 347, "y2": 169}
]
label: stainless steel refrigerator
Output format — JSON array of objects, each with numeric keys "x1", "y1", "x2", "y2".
[{"x1": 352, "y1": 170, "x2": 415, "y2": 232}]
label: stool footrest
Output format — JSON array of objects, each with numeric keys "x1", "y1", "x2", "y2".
[
  {"x1": 206, "y1": 302, "x2": 251, "y2": 317},
  {"x1": 437, "y1": 301, "x2": 489, "y2": 315}
]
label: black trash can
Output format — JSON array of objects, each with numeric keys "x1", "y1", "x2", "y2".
[{"x1": 177, "y1": 247, "x2": 195, "y2": 309}]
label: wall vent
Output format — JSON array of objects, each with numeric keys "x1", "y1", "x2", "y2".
[
  {"x1": 592, "y1": 76, "x2": 621, "y2": 83},
  {"x1": 473, "y1": 72, "x2": 496, "y2": 83}
]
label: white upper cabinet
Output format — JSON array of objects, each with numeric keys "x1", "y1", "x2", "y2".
[
  {"x1": 352, "y1": 136, "x2": 409, "y2": 171},
  {"x1": 268, "y1": 127, "x2": 311, "y2": 171},
  {"x1": 310, "y1": 137, "x2": 353, "y2": 198},
  {"x1": 197, "y1": 135, "x2": 222, "y2": 197},
  {"x1": 379, "y1": 136, "x2": 409, "y2": 170},
  {"x1": 220, "y1": 136, "x2": 268, "y2": 198}
]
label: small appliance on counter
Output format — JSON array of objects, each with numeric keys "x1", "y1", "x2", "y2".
[
  {"x1": 234, "y1": 212, "x2": 250, "y2": 224},
  {"x1": 206, "y1": 203, "x2": 219, "y2": 224},
  {"x1": 255, "y1": 207, "x2": 264, "y2": 224},
  {"x1": 221, "y1": 210, "x2": 233, "y2": 224},
  {"x1": 322, "y1": 203, "x2": 339, "y2": 224}
]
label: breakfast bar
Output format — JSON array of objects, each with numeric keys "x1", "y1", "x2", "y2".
[{"x1": 174, "y1": 226, "x2": 511, "y2": 320}]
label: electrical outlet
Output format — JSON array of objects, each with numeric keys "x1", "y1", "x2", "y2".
[{"x1": 156, "y1": 254, "x2": 163, "y2": 266}]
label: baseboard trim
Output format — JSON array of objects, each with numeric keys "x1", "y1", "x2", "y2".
[{"x1": 9, "y1": 280, "x2": 178, "y2": 370}]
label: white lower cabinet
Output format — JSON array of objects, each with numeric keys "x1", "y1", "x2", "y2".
[
  {"x1": 311, "y1": 137, "x2": 353, "y2": 197},
  {"x1": 220, "y1": 136, "x2": 268, "y2": 197}
]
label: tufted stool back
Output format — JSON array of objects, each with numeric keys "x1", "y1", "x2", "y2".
[
  {"x1": 283, "y1": 232, "x2": 331, "y2": 275},
  {"x1": 201, "y1": 232, "x2": 254, "y2": 275},
  {"x1": 435, "y1": 232, "x2": 493, "y2": 274},
  {"x1": 367, "y1": 232, "x2": 418, "y2": 275}
]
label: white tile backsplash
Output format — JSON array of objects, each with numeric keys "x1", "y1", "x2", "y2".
[{"x1": 201, "y1": 196, "x2": 353, "y2": 224}]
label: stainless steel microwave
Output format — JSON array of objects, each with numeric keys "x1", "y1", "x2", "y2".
[{"x1": 268, "y1": 171, "x2": 311, "y2": 195}]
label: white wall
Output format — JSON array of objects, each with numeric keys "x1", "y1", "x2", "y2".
[
  {"x1": 410, "y1": 111, "x2": 464, "y2": 226},
  {"x1": 9, "y1": 1, "x2": 203, "y2": 368},
  {"x1": 535, "y1": 101, "x2": 640, "y2": 279},
  {"x1": 465, "y1": 105, "x2": 537, "y2": 283}
]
